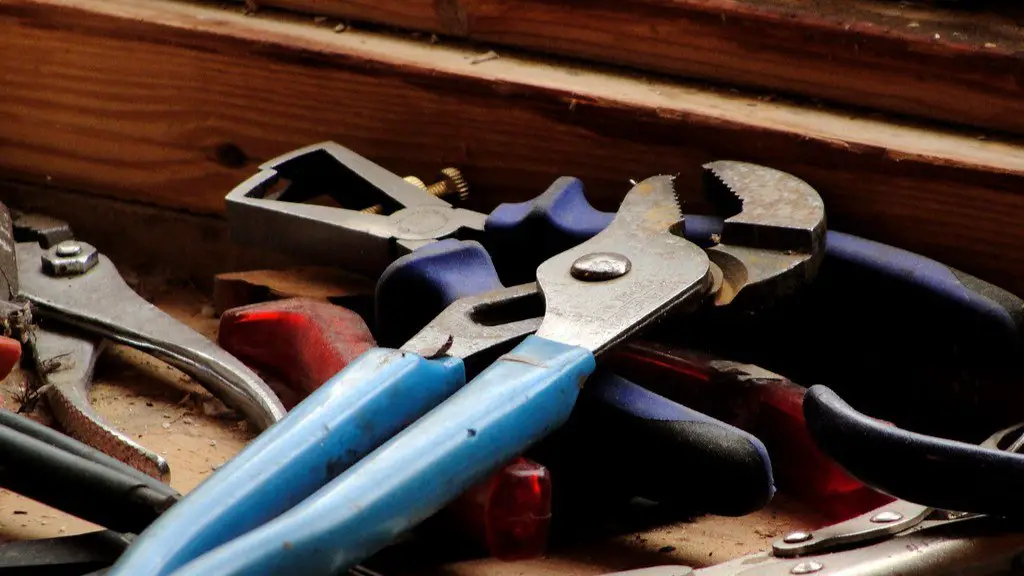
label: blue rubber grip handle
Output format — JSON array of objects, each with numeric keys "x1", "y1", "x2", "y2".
[
  {"x1": 168, "y1": 336, "x2": 594, "y2": 576},
  {"x1": 375, "y1": 239, "x2": 503, "y2": 347},
  {"x1": 109, "y1": 350, "x2": 465, "y2": 576},
  {"x1": 483, "y1": 177, "x2": 614, "y2": 284},
  {"x1": 826, "y1": 230, "x2": 1022, "y2": 339}
]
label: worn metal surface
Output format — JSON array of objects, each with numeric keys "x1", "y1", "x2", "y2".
[
  {"x1": 697, "y1": 516, "x2": 1024, "y2": 576},
  {"x1": 36, "y1": 325, "x2": 170, "y2": 481},
  {"x1": 0, "y1": 203, "x2": 17, "y2": 302},
  {"x1": 225, "y1": 142, "x2": 486, "y2": 279},
  {"x1": 534, "y1": 175, "x2": 711, "y2": 355},
  {"x1": 701, "y1": 162, "x2": 826, "y2": 307},
  {"x1": 772, "y1": 500, "x2": 933, "y2": 558},
  {"x1": 16, "y1": 240, "x2": 285, "y2": 436},
  {"x1": 402, "y1": 283, "x2": 541, "y2": 364}
]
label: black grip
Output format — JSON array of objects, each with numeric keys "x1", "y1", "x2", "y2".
[
  {"x1": 536, "y1": 372, "x2": 775, "y2": 517},
  {"x1": 804, "y1": 385, "x2": 1024, "y2": 517},
  {"x1": 0, "y1": 411, "x2": 180, "y2": 533}
]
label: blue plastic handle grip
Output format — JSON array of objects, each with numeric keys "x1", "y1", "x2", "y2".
[
  {"x1": 375, "y1": 239, "x2": 503, "y2": 347},
  {"x1": 826, "y1": 230, "x2": 1021, "y2": 336},
  {"x1": 109, "y1": 349, "x2": 465, "y2": 576},
  {"x1": 168, "y1": 336, "x2": 595, "y2": 576}
]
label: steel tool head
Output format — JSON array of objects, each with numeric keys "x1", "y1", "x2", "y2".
[
  {"x1": 533, "y1": 176, "x2": 712, "y2": 355},
  {"x1": 700, "y1": 161, "x2": 826, "y2": 307},
  {"x1": 402, "y1": 283, "x2": 542, "y2": 371},
  {"x1": 225, "y1": 142, "x2": 485, "y2": 278}
]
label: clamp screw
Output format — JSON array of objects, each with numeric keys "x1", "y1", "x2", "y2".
[
  {"x1": 362, "y1": 168, "x2": 469, "y2": 214},
  {"x1": 790, "y1": 561, "x2": 824, "y2": 574}
]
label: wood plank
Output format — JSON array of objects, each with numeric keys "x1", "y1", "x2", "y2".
[
  {"x1": 255, "y1": 0, "x2": 1024, "y2": 135},
  {"x1": 2, "y1": 0, "x2": 1024, "y2": 296}
]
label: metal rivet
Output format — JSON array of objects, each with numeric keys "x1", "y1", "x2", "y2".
[
  {"x1": 570, "y1": 252, "x2": 631, "y2": 281},
  {"x1": 55, "y1": 242, "x2": 81, "y2": 257},
  {"x1": 783, "y1": 531, "x2": 813, "y2": 544},
  {"x1": 791, "y1": 561, "x2": 824, "y2": 574},
  {"x1": 870, "y1": 511, "x2": 903, "y2": 523}
]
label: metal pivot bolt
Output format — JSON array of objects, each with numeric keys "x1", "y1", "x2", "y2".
[
  {"x1": 782, "y1": 531, "x2": 813, "y2": 544},
  {"x1": 870, "y1": 511, "x2": 903, "y2": 523},
  {"x1": 41, "y1": 241, "x2": 99, "y2": 277},
  {"x1": 571, "y1": 252, "x2": 632, "y2": 281},
  {"x1": 791, "y1": 561, "x2": 824, "y2": 574},
  {"x1": 362, "y1": 168, "x2": 470, "y2": 214}
]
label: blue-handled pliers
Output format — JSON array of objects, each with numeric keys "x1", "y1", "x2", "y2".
[{"x1": 114, "y1": 162, "x2": 825, "y2": 576}]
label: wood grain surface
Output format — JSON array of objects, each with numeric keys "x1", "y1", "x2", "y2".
[
  {"x1": 254, "y1": 0, "x2": 1024, "y2": 135},
  {"x1": 2, "y1": 0, "x2": 1024, "y2": 296}
]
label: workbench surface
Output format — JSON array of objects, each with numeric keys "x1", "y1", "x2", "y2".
[{"x1": 0, "y1": 274, "x2": 823, "y2": 575}]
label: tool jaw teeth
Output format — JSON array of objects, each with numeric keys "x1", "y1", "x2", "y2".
[
  {"x1": 700, "y1": 161, "x2": 827, "y2": 308},
  {"x1": 701, "y1": 161, "x2": 826, "y2": 254}
]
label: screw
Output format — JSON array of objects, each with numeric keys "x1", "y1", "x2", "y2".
[
  {"x1": 870, "y1": 511, "x2": 903, "y2": 523},
  {"x1": 570, "y1": 252, "x2": 632, "y2": 281},
  {"x1": 782, "y1": 531, "x2": 813, "y2": 544},
  {"x1": 362, "y1": 168, "x2": 469, "y2": 214},
  {"x1": 790, "y1": 561, "x2": 824, "y2": 574}
]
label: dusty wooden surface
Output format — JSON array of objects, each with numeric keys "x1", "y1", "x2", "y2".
[
  {"x1": 254, "y1": 0, "x2": 1024, "y2": 136},
  {"x1": 0, "y1": 275, "x2": 823, "y2": 574},
  {"x1": 2, "y1": 0, "x2": 1024, "y2": 297}
]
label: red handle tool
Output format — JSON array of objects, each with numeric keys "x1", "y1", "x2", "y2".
[
  {"x1": 218, "y1": 298, "x2": 552, "y2": 560},
  {"x1": 607, "y1": 341, "x2": 892, "y2": 521}
]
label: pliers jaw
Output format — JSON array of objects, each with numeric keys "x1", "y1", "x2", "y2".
[{"x1": 11, "y1": 213, "x2": 285, "y2": 481}]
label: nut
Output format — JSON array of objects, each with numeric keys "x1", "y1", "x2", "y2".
[{"x1": 42, "y1": 241, "x2": 99, "y2": 276}]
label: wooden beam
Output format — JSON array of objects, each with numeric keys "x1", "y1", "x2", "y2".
[
  {"x1": 3, "y1": 0, "x2": 1024, "y2": 295},
  {"x1": 257, "y1": 0, "x2": 1024, "y2": 136}
]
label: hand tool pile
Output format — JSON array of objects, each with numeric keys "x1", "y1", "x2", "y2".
[{"x1": 0, "y1": 141, "x2": 1019, "y2": 576}]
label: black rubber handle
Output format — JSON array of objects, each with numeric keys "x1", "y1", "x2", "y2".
[
  {"x1": 535, "y1": 372, "x2": 775, "y2": 517},
  {"x1": 0, "y1": 410, "x2": 180, "y2": 533},
  {"x1": 804, "y1": 385, "x2": 1024, "y2": 517}
]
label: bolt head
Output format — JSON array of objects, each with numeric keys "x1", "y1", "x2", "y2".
[
  {"x1": 791, "y1": 561, "x2": 824, "y2": 574},
  {"x1": 55, "y1": 243, "x2": 82, "y2": 257},
  {"x1": 570, "y1": 252, "x2": 631, "y2": 282},
  {"x1": 870, "y1": 511, "x2": 904, "y2": 523},
  {"x1": 42, "y1": 241, "x2": 99, "y2": 276},
  {"x1": 783, "y1": 531, "x2": 813, "y2": 544}
]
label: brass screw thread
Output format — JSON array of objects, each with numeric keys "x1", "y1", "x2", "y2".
[{"x1": 361, "y1": 168, "x2": 468, "y2": 214}]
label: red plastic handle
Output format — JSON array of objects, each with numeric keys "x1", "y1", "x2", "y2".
[
  {"x1": 607, "y1": 341, "x2": 893, "y2": 521},
  {"x1": 218, "y1": 298, "x2": 553, "y2": 558}
]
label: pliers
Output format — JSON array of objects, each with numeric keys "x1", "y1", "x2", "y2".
[
  {"x1": 10, "y1": 212, "x2": 284, "y2": 480},
  {"x1": 114, "y1": 162, "x2": 825, "y2": 575},
  {"x1": 684, "y1": 396, "x2": 1024, "y2": 576}
]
